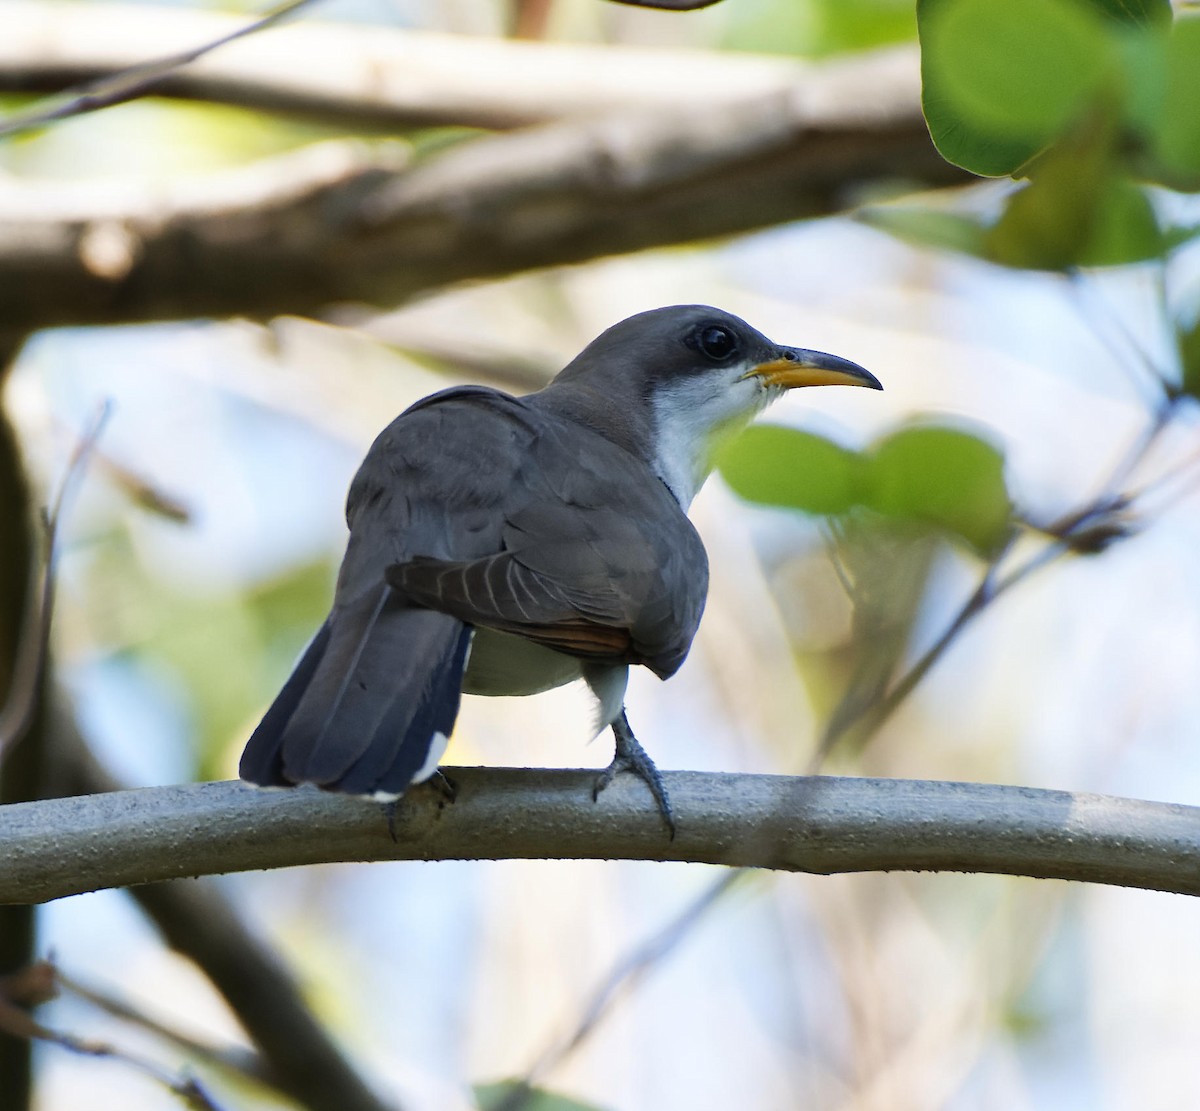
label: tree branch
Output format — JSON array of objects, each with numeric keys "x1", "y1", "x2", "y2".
[
  {"x1": 0, "y1": 52, "x2": 966, "y2": 332},
  {"x1": 0, "y1": 363, "x2": 40, "y2": 1111},
  {"x1": 0, "y1": 0, "x2": 317, "y2": 139},
  {"x1": 2, "y1": 771, "x2": 1197, "y2": 904},
  {"x1": 1, "y1": 2, "x2": 890, "y2": 131}
]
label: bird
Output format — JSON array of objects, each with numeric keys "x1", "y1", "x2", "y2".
[{"x1": 239, "y1": 305, "x2": 880, "y2": 833}]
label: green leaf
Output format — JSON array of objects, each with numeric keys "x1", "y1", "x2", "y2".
[
  {"x1": 982, "y1": 114, "x2": 1164, "y2": 269},
  {"x1": 719, "y1": 422, "x2": 1013, "y2": 557},
  {"x1": 986, "y1": 173, "x2": 1164, "y2": 270},
  {"x1": 717, "y1": 425, "x2": 864, "y2": 515},
  {"x1": 1088, "y1": 0, "x2": 1172, "y2": 28},
  {"x1": 856, "y1": 205, "x2": 990, "y2": 259},
  {"x1": 475, "y1": 1082, "x2": 606, "y2": 1111},
  {"x1": 1074, "y1": 178, "x2": 1164, "y2": 264},
  {"x1": 1115, "y1": 25, "x2": 1169, "y2": 138},
  {"x1": 864, "y1": 425, "x2": 1012, "y2": 555},
  {"x1": 919, "y1": 0, "x2": 1117, "y2": 175},
  {"x1": 1151, "y1": 17, "x2": 1200, "y2": 188},
  {"x1": 1178, "y1": 317, "x2": 1200, "y2": 400},
  {"x1": 919, "y1": 1, "x2": 1044, "y2": 176}
]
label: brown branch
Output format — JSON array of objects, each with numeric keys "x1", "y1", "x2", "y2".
[
  {"x1": 3, "y1": 771, "x2": 1199, "y2": 903},
  {"x1": 0, "y1": 382, "x2": 39, "y2": 1111},
  {"x1": 1, "y1": 2, "x2": 850, "y2": 131},
  {"x1": 0, "y1": 0, "x2": 319, "y2": 139},
  {"x1": 0, "y1": 401, "x2": 110, "y2": 761},
  {"x1": 0, "y1": 52, "x2": 967, "y2": 333}
]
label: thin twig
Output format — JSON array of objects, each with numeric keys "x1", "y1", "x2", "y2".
[
  {"x1": 1046, "y1": 399, "x2": 1178, "y2": 538},
  {"x1": 815, "y1": 330, "x2": 1191, "y2": 768},
  {"x1": 1127, "y1": 451, "x2": 1200, "y2": 517},
  {"x1": 56, "y1": 970, "x2": 264, "y2": 1081},
  {"x1": 0, "y1": 983, "x2": 226, "y2": 1111},
  {"x1": 809, "y1": 537, "x2": 1009, "y2": 771},
  {"x1": 505, "y1": 870, "x2": 745, "y2": 1109},
  {"x1": 0, "y1": 0, "x2": 320, "y2": 139},
  {"x1": 0, "y1": 399, "x2": 111, "y2": 760},
  {"x1": 48, "y1": 721, "x2": 401, "y2": 1111},
  {"x1": 1065, "y1": 269, "x2": 1173, "y2": 402}
]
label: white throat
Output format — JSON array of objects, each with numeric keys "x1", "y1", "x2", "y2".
[{"x1": 649, "y1": 372, "x2": 770, "y2": 508}]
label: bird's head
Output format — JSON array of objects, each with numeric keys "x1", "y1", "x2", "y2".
[{"x1": 548, "y1": 305, "x2": 881, "y2": 508}]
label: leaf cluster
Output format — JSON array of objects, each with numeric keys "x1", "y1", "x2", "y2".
[
  {"x1": 863, "y1": 0, "x2": 1200, "y2": 271},
  {"x1": 719, "y1": 422, "x2": 1012, "y2": 557}
]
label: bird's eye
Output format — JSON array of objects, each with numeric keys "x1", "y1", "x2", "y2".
[{"x1": 695, "y1": 325, "x2": 738, "y2": 362}]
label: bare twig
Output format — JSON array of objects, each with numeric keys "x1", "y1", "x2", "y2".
[
  {"x1": 489, "y1": 874, "x2": 746, "y2": 1111},
  {"x1": 47, "y1": 717, "x2": 401, "y2": 1111},
  {"x1": 1066, "y1": 270, "x2": 1173, "y2": 402},
  {"x1": 0, "y1": 401, "x2": 110, "y2": 761},
  {"x1": 809, "y1": 540, "x2": 1011, "y2": 771},
  {"x1": 0, "y1": 973, "x2": 226, "y2": 1111},
  {"x1": 2, "y1": 771, "x2": 1198, "y2": 903},
  {"x1": 515, "y1": 870, "x2": 745, "y2": 1103},
  {"x1": 1123, "y1": 441, "x2": 1200, "y2": 513},
  {"x1": 815, "y1": 372, "x2": 1192, "y2": 766},
  {"x1": 0, "y1": 0, "x2": 320, "y2": 139},
  {"x1": 56, "y1": 970, "x2": 263, "y2": 1080}
]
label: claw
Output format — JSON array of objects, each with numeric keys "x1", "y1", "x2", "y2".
[{"x1": 592, "y1": 710, "x2": 676, "y2": 838}]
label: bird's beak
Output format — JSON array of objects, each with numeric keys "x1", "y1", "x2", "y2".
[{"x1": 744, "y1": 348, "x2": 882, "y2": 391}]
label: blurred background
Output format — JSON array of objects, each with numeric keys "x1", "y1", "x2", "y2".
[{"x1": 2, "y1": 0, "x2": 1199, "y2": 1109}]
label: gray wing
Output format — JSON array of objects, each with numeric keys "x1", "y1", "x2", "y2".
[{"x1": 384, "y1": 408, "x2": 710, "y2": 679}]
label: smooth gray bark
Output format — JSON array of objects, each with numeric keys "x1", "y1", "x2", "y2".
[{"x1": 3, "y1": 770, "x2": 1198, "y2": 904}]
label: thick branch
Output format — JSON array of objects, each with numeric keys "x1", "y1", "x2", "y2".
[
  {"x1": 0, "y1": 373, "x2": 36, "y2": 1111},
  {"x1": 0, "y1": 53, "x2": 966, "y2": 332},
  {"x1": 1, "y1": 2, "x2": 889, "y2": 131},
  {"x1": 2, "y1": 771, "x2": 1197, "y2": 905}
]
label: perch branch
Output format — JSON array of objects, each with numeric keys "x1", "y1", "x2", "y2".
[{"x1": 1, "y1": 770, "x2": 1197, "y2": 905}]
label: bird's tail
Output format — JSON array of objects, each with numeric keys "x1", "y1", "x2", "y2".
[{"x1": 239, "y1": 586, "x2": 471, "y2": 797}]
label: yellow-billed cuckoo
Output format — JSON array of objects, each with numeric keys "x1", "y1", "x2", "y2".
[{"x1": 239, "y1": 305, "x2": 880, "y2": 831}]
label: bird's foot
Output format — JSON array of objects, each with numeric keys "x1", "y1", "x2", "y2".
[{"x1": 593, "y1": 711, "x2": 676, "y2": 839}]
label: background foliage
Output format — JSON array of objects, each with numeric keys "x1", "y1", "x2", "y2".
[{"x1": 1, "y1": 0, "x2": 1199, "y2": 1109}]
